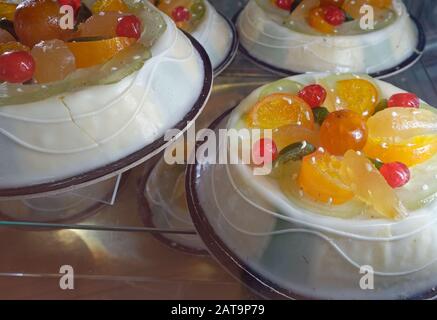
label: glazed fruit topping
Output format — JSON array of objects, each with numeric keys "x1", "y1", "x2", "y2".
[
  {"x1": 0, "y1": 0, "x2": 157, "y2": 84},
  {"x1": 58, "y1": 0, "x2": 82, "y2": 13},
  {"x1": 0, "y1": 51, "x2": 35, "y2": 83},
  {"x1": 14, "y1": 0, "x2": 74, "y2": 47},
  {"x1": 252, "y1": 138, "x2": 279, "y2": 165},
  {"x1": 116, "y1": 15, "x2": 142, "y2": 39},
  {"x1": 92, "y1": 0, "x2": 129, "y2": 13},
  {"x1": 379, "y1": 162, "x2": 411, "y2": 189},
  {"x1": 335, "y1": 78, "x2": 379, "y2": 117},
  {"x1": 320, "y1": 0, "x2": 345, "y2": 7},
  {"x1": 31, "y1": 39, "x2": 76, "y2": 83},
  {"x1": 299, "y1": 150, "x2": 354, "y2": 205},
  {"x1": 388, "y1": 93, "x2": 420, "y2": 109},
  {"x1": 322, "y1": 5, "x2": 345, "y2": 26},
  {"x1": 298, "y1": 84, "x2": 327, "y2": 108},
  {"x1": 320, "y1": 109, "x2": 368, "y2": 156},
  {"x1": 274, "y1": 0, "x2": 294, "y2": 11},
  {"x1": 66, "y1": 36, "x2": 136, "y2": 68},
  {"x1": 245, "y1": 75, "x2": 437, "y2": 219},
  {"x1": 308, "y1": 6, "x2": 335, "y2": 34},
  {"x1": 172, "y1": 6, "x2": 191, "y2": 22}
]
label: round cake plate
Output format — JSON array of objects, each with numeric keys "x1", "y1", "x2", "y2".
[
  {"x1": 0, "y1": 33, "x2": 213, "y2": 200},
  {"x1": 212, "y1": 10, "x2": 240, "y2": 77},
  {"x1": 233, "y1": 9, "x2": 426, "y2": 80},
  {"x1": 185, "y1": 109, "x2": 437, "y2": 300},
  {"x1": 138, "y1": 163, "x2": 209, "y2": 256}
]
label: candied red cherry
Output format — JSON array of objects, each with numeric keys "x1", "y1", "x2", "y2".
[
  {"x1": 252, "y1": 138, "x2": 278, "y2": 165},
  {"x1": 116, "y1": 15, "x2": 142, "y2": 40},
  {"x1": 58, "y1": 0, "x2": 81, "y2": 13},
  {"x1": 298, "y1": 84, "x2": 327, "y2": 109},
  {"x1": 323, "y1": 5, "x2": 345, "y2": 26},
  {"x1": 172, "y1": 6, "x2": 191, "y2": 22},
  {"x1": 0, "y1": 51, "x2": 35, "y2": 83},
  {"x1": 387, "y1": 93, "x2": 420, "y2": 109},
  {"x1": 379, "y1": 162, "x2": 411, "y2": 188},
  {"x1": 275, "y1": 0, "x2": 294, "y2": 11}
]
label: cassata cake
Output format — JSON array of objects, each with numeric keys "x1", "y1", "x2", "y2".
[
  {"x1": 236, "y1": 0, "x2": 419, "y2": 74},
  {"x1": 144, "y1": 153, "x2": 207, "y2": 253},
  {"x1": 0, "y1": 0, "x2": 207, "y2": 189},
  {"x1": 199, "y1": 73, "x2": 437, "y2": 299},
  {"x1": 151, "y1": 0, "x2": 235, "y2": 72}
]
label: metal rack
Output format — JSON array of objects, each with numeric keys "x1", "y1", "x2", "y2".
[{"x1": 0, "y1": 0, "x2": 435, "y2": 299}]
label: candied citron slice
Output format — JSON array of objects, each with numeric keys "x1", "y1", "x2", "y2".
[
  {"x1": 364, "y1": 107, "x2": 437, "y2": 167},
  {"x1": 340, "y1": 150, "x2": 406, "y2": 219},
  {"x1": 246, "y1": 93, "x2": 314, "y2": 130},
  {"x1": 298, "y1": 150, "x2": 354, "y2": 205}
]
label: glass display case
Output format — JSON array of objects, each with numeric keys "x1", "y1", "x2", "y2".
[{"x1": 1, "y1": 0, "x2": 436, "y2": 299}]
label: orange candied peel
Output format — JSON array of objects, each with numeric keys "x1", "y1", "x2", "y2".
[{"x1": 66, "y1": 36, "x2": 136, "y2": 68}]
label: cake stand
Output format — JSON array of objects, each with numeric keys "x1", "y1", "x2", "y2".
[
  {"x1": 0, "y1": 33, "x2": 213, "y2": 224},
  {"x1": 185, "y1": 108, "x2": 437, "y2": 300}
]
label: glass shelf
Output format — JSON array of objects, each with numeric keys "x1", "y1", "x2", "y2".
[{"x1": 0, "y1": 0, "x2": 436, "y2": 299}]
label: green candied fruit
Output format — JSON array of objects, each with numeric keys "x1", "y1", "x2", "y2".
[
  {"x1": 190, "y1": 0, "x2": 206, "y2": 21},
  {"x1": 274, "y1": 141, "x2": 316, "y2": 167},
  {"x1": 312, "y1": 107, "x2": 329, "y2": 126},
  {"x1": 259, "y1": 79, "x2": 304, "y2": 100}
]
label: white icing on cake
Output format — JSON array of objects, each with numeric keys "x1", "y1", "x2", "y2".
[
  {"x1": 0, "y1": 14, "x2": 205, "y2": 188},
  {"x1": 187, "y1": 1, "x2": 234, "y2": 71},
  {"x1": 237, "y1": 0, "x2": 419, "y2": 74},
  {"x1": 217, "y1": 74, "x2": 437, "y2": 299}
]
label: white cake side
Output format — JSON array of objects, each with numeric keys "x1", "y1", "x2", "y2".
[{"x1": 237, "y1": 0, "x2": 418, "y2": 73}]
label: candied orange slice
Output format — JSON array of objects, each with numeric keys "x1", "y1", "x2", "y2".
[
  {"x1": 66, "y1": 37, "x2": 136, "y2": 68},
  {"x1": 307, "y1": 6, "x2": 335, "y2": 34},
  {"x1": 340, "y1": 150, "x2": 406, "y2": 219},
  {"x1": 0, "y1": 2, "x2": 16, "y2": 20},
  {"x1": 246, "y1": 94, "x2": 314, "y2": 130},
  {"x1": 364, "y1": 107, "x2": 437, "y2": 167},
  {"x1": 272, "y1": 125, "x2": 320, "y2": 151},
  {"x1": 92, "y1": 0, "x2": 129, "y2": 13},
  {"x1": 342, "y1": 0, "x2": 392, "y2": 19},
  {"x1": 298, "y1": 150, "x2": 354, "y2": 205},
  {"x1": 0, "y1": 41, "x2": 29, "y2": 55},
  {"x1": 335, "y1": 79, "x2": 379, "y2": 117}
]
